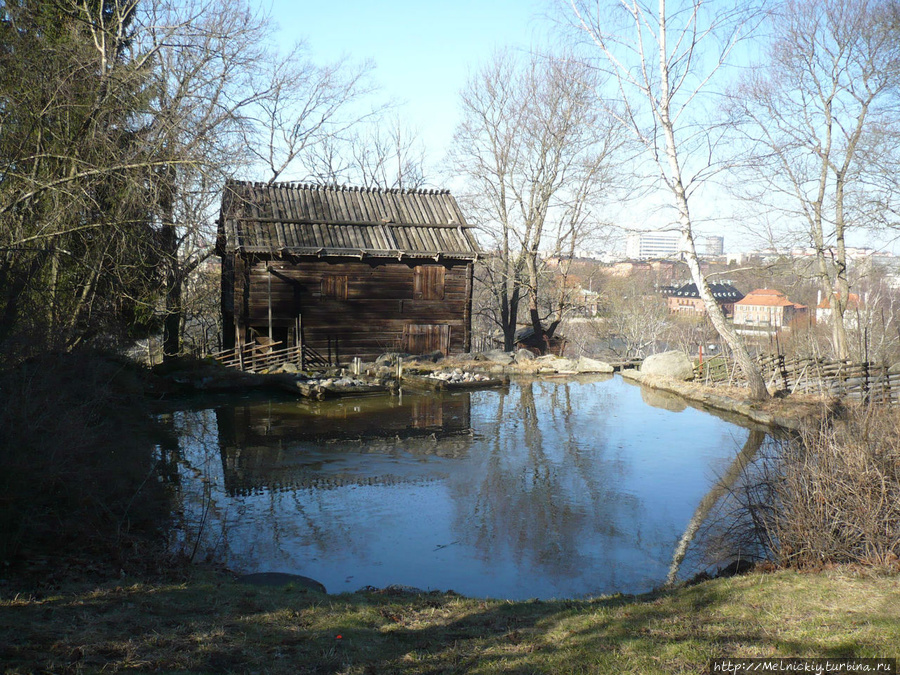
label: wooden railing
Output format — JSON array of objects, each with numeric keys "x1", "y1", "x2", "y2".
[
  {"x1": 209, "y1": 341, "x2": 330, "y2": 372},
  {"x1": 695, "y1": 353, "x2": 900, "y2": 403}
]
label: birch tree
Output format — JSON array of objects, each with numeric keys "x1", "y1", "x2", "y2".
[
  {"x1": 565, "y1": 0, "x2": 770, "y2": 398},
  {"x1": 728, "y1": 0, "x2": 900, "y2": 360}
]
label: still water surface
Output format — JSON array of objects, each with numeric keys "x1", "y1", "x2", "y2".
[{"x1": 165, "y1": 375, "x2": 753, "y2": 599}]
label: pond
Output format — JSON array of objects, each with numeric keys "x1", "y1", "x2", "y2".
[{"x1": 161, "y1": 375, "x2": 764, "y2": 600}]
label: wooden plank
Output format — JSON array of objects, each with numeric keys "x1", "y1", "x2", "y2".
[
  {"x1": 330, "y1": 188, "x2": 348, "y2": 222},
  {"x1": 419, "y1": 192, "x2": 443, "y2": 226},
  {"x1": 405, "y1": 192, "x2": 427, "y2": 228},
  {"x1": 393, "y1": 191, "x2": 416, "y2": 227},
  {"x1": 318, "y1": 187, "x2": 335, "y2": 222},
  {"x1": 368, "y1": 189, "x2": 388, "y2": 224},
  {"x1": 347, "y1": 191, "x2": 368, "y2": 222},
  {"x1": 379, "y1": 191, "x2": 399, "y2": 225},
  {"x1": 276, "y1": 188, "x2": 293, "y2": 247},
  {"x1": 359, "y1": 190, "x2": 379, "y2": 222},
  {"x1": 306, "y1": 187, "x2": 322, "y2": 222}
]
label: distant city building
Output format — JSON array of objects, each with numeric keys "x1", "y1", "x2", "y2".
[
  {"x1": 734, "y1": 289, "x2": 808, "y2": 332},
  {"x1": 816, "y1": 290, "x2": 863, "y2": 327},
  {"x1": 667, "y1": 282, "x2": 743, "y2": 317},
  {"x1": 625, "y1": 232, "x2": 683, "y2": 260},
  {"x1": 599, "y1": 259, "x2": 681, "y2": 280},
  {"x1": 702, "y1": 236, "x2": 724, "y2": 257}
]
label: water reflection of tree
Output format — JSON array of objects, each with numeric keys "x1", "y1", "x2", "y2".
[
  {"x1": 455, "y1": 379, "x2": 643, "y2": 586},
  {"x1": 164, "y1": 409, "x2": 245, "y2": 561},
  {"x1": 666, "y1": 429, "x2": 768, "y2": 584}
]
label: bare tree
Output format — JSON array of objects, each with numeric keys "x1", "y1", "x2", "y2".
[
  {"x1": 596, "y1": 275, "x2": 670, "y2": 359},
  {"x1": 728, "y1": 0, "x2": 900, "y2": 360},
  {"x1": 244, "y1": 46, "x2": 380, "y2": 185},
  {"x1": 451, "y1": 48, "x2": 629, "y2": 353},
  {"x1": 564, "y1": 0, "x2": 770, "y2": 398},
  {"x1": 139, "y1": 0, "x2": 383, "y2": 358},
  {"x1": 138, "y1": 0, "x2": 281, "y2": 358},
  {"x1": 0, "y1": 0, "x2": 165, "y2": 359},
  {"x1": 303, "y1": 113, "x2": 428, "y2": 189}
]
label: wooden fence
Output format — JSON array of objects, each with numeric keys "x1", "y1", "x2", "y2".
[
  {"x1": 695, "y1": 353, "x2": 900, "y2": 403},
  {"x1": 209, "y1": 341, "x2": 330, "y2": 372}
]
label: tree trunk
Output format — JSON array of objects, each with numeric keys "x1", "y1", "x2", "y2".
[
  {"x1": 163, "y1": 258, "x2": 182, "y2": 360},
  {"x1": 159, "y1": 162, "x2": 183, "y2": 362},
  {"x1": 655, "y1": 6, "x2": 768, "y2": 400},
  {"x1": 680, "y1": 212, "x2": 769, "y2": 399}
]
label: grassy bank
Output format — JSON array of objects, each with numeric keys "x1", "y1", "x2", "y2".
[{"x1": 2, "y1": 567, "x2": 898, "y2": 674}]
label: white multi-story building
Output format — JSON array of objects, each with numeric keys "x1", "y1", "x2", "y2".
[
  {"x1": 702, "y1": 236, "x2": 724, "y2": 256},
  {"x1": 625, "y1": 232, "x2": 683, "y2": 259}
]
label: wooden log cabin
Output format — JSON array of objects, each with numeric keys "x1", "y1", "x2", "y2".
[{"x1": 217, "y1": 180, "x2": 480, "y2": 363}]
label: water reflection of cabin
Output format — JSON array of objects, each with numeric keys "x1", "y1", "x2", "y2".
[
  {"x1": 217, "y1": 180, "x2": 480, "y2": 362},
  {"x1": 215, "y1": 392, "x2": 473, "y2": 495}
]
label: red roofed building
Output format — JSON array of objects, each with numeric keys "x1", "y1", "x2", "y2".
[
  {"x1": 733, "y1": 289, "x2": 808, "y2": 331},
  {"x1": 816, "y1": 291, "x2": 862, "y2": 326}
]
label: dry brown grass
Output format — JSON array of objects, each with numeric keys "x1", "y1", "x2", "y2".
[{"x1": 773, "y1": 405, "x2": 900, "y2": 569}]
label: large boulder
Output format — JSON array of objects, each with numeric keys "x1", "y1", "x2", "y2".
[
  {"x1": 482, "y1": 349, "x2": 515, "y2": 364},
  {"x1": 376, "y1": 352, "x2": 409, "y2": 366},
  {"x1": 640, "y1": 351, "x2": 695, "y2": 381},
  {"x1": 574, "y1": 357, "x2": 614, "y2": 374},
  {"x1": 515, "y1": 349, "x2": 536, "y2": 363}
]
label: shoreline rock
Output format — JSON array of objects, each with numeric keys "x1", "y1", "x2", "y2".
[{"x1": 620, "y1": 369, "x2": 820, "y2": 431}]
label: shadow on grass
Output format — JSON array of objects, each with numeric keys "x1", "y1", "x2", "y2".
[{"x1": 4, "y1": 570, "x2": 896, "y2": 674}]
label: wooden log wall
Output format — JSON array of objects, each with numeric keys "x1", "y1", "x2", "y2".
[{"x1": 230, "y1": 257, "x2": 472, "y2": 362}]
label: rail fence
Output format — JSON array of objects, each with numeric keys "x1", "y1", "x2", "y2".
[
  {"x1": 207, "y1": 340, "x2": 330, "y2": 372},
  {"x1": 695, "y1": 353, "x2": 900, "y2": 403}
]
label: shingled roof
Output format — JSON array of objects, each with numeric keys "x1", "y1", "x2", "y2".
[
  {"x1": 670, "y1": 282, "x2": 744, "y2": 302},
  {"x1": 219, "y1": 180, "x2": 480, "y2": 260}
]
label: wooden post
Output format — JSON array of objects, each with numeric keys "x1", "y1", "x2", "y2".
[
  {"x1": 267, "y1": 265, "x2": 273, "y2": 342},
  {"x1": 236, "y1": 324, "x2": 244, "y2": 371},
  {"x1": 298, "y1": 315, "x2": 304, "y2": 370},
  {"x1": 464, "y1": 262, "x2": 474, "y2": 352}
]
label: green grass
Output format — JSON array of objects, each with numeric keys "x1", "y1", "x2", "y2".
[{"x1": 2, "y1": 568, "x2": 898, "y2": 674}]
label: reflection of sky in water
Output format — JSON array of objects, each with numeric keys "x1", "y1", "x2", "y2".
[{"x1": 167, "y1": 376, "x2": 750, "y2": 600}]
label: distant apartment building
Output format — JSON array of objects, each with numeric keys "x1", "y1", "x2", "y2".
[
  {"x1": 734, "y1": 289, "x2": 808, "y2": 331},
  {"x1": 625, "y1": 232, "x2": 683, "y2": 260},
  {"x1": 702, "y1": 236, "x2": 724, "y2": 257}
]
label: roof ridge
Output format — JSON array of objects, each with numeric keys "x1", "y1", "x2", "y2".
[{"x1": 228, "y1": 179, "x2": 451, "y2": 196}]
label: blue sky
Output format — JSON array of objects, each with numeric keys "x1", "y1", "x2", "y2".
[
  {"x1": 267, "y1": 0, "x2": 547, "y2": 175},
  {"x1": 259, "y1": 1, "x2": 893, "y2": 254}
]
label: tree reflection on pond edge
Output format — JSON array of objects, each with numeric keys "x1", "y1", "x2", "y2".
[{"x1": 162, "y1": 376, "x2": 778, "y2": 600}]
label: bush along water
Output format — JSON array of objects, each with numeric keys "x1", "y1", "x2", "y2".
[
  {"x1": 0, "y1": 351, "x2": 171, "y2": 577},
  {"x1": 708, "y1": 403, "x2": 900, "y2": 573},
  {"x1": 772, "y1": 405, "x2": 900, "y2": 569}
]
